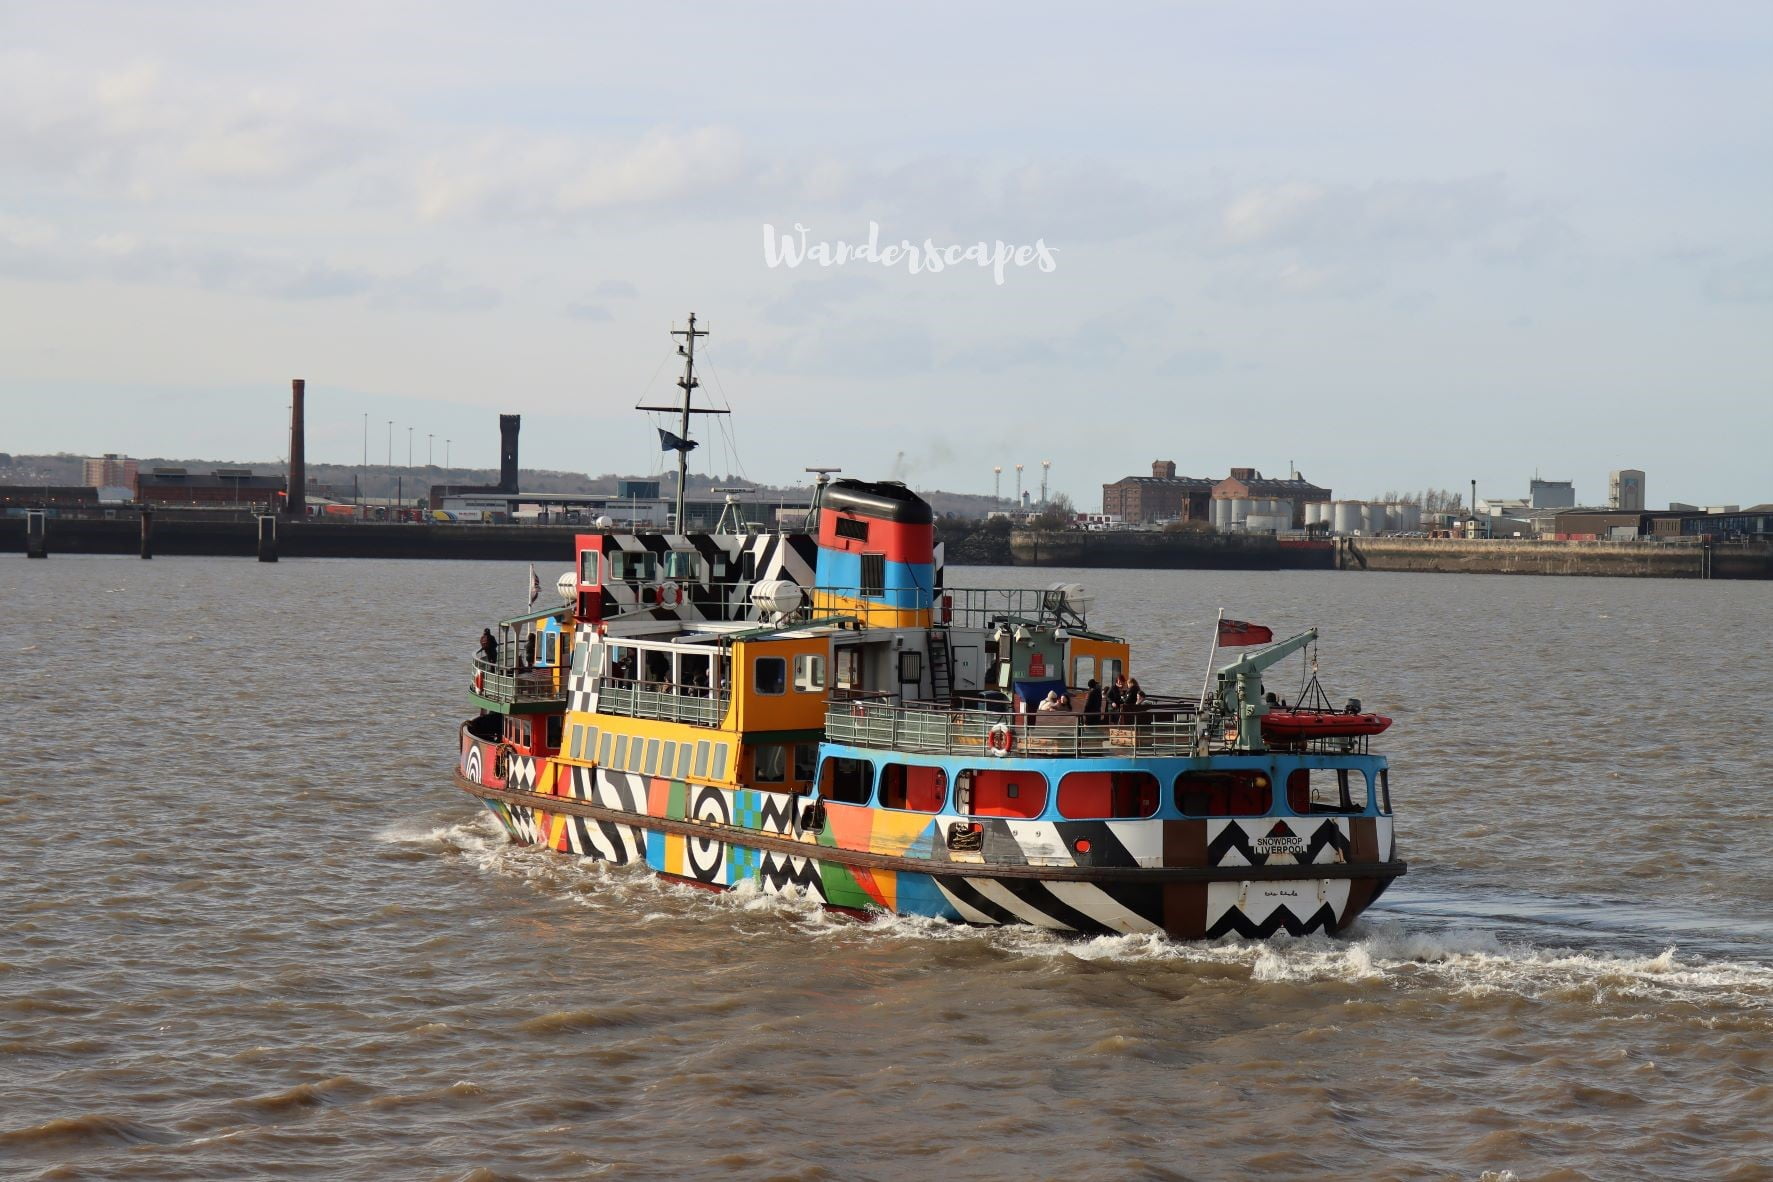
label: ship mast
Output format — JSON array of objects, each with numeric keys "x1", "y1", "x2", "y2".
[{"x1": 637, "y1": 313, "x2": 727, "y2": 531}]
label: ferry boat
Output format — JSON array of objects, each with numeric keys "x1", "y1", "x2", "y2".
[{"x1": 451, "y1": 320, "x2": 1405, "y2": 940}]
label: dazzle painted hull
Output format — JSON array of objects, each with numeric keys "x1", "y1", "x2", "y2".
[{"x1": 457, "y1": 731, "x2": 1403, "y2": 941}]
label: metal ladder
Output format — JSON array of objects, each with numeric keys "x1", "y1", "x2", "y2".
[{"x1": 927, "y1": 632, "x2": 953, "y2": 703}]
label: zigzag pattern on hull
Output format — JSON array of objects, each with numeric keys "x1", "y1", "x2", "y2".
[
  {"x1": 1206, "y1": 901, "x2": 1339, "y2": 939},
  {"x1": 755, "y1": 850, "x2": 826, "y2": 897},
  {"x1": 1208, "y1": 817, "x2": 1351, "y2": 867}
]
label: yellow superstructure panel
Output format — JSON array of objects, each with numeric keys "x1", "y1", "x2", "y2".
[
  {"x1": 731, "y1": 637, "x2": 832, "y2": 734},
  {"x1": 561, "y1": 709, "x2": 741, "y2": 789}
]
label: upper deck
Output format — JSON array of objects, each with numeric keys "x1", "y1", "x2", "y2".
[{"x1": 825, "y1": 693, "x2": 1382, "y2": 759}]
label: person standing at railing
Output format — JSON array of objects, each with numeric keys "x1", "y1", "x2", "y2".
[
  {"x1": 1125, "y1": 677, "x2": 1147, "y2": 725},
  {"x1": 1083, "y1": 679, "x2": 1102, "y2": 724},
  {"x1": 479, "y1": 628, "x2": 498, "y2": 666}
]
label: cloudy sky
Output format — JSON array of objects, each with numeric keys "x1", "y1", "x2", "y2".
[{"x1": 3, "y1": 1, "x2": 1769, "y2": 507}]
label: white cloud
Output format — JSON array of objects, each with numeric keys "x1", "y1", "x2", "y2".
[
  {"x1": 414, "y1": 126, "x2": 748, "y2": 224},
  {"x1": 0, "y1": 50, "x2": 389, "y2": 194}
]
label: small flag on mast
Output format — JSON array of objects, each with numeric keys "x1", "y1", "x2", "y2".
[
  {"x1": 528, "y1": 563, "x2": 541, "y2": 607},
  {"x1": 1217, "y1": 618, "x2": 1273, "y2": 646},
  {"x1": 657, "y1": 428, "x2": 699, "y2": 453}
]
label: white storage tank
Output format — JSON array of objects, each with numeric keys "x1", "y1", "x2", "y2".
[
  {"x1": 1272, "y1": 498, "x2": 1294, "y2": 527},
  {"x1": 1229, "y1": 497, "x2": 1252, "y2": 525},
  {"x1": 1391, "y1": 502, "x2": 1421, "y2": 532},
  {"x1": 1332, "y1": 501, "x2": 1363, "y2": 535},
  {"x1": 1361, "y1": 503, "x2": 1385, "y2": 534},
  {"x1": 1211, "y1": 498, "x2": 1230, "y2": 529},
  {"x1": 1246, "y1": 513, "x2": 1287, "y2": 533}
]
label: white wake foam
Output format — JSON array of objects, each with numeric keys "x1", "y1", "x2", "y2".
[{"x1": 394, "y1": 817, "x2": 1771, "y2": 1014}]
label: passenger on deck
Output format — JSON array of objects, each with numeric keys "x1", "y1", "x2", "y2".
[
  {"x1": 479, "y1": 629, "x2": 498, "y2": 665},
  {"x1": 1083, "y1": 679, "x2": 1102, "y2": 724},
  {"x1": 1037, "y1": 690, "x2": 1062, "y2": 712},
  {"x1": 1125, "y1": 677, "x2": 1147, "y2": 720},
  {"x1": 1106, "y1": 674, "x2": 1126, "y2": 722}
]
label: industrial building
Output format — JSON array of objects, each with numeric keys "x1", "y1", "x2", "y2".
[
  {"x1": 1100, "y1": 462, "x2": 1216, "y2": 524},
  {"x1": 1529, "y1": 478, "x2": 1576, "y2": 509},
  {"x1": 1610, "y1": 469, "x2": 1646, "y2": 511},
  {"x1": 135, "y1": 467, "x2": 286, "y2": 507},
  {"x1": 1101, "y1": 462, "x2": 1329, "y2": 528},
  {"x1": 1210, "y1": 468, "x2": 1331, "y2": 530}
]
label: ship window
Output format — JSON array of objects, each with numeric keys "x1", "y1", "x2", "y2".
[
  {"x1": 1073, "y1": 656, "x2": 1093, "y2": 686},
  {"x1": 755, "y1": 656, "x2": 787, "y2": 694},
  {"x1": 741, "y1": 551, "x2": 757, "y2": 582},
  {"x1": 694, "y1": 741, "x2": 710, "y2": 778},
  {"x1": 1175, "y1": 770, "x2": 1272, "y2": 817},
  {"x1": 608, "y1": 551, "x2": 656, "y2": 581},
  {"x1": 957, "y1": 768, "x2": 1046, "y2": 819},
  {"x1": 1286, "y1": 768, "x2": 1365, "y2": 815},
  {"x1": 644, "y1": 739, "x2": 661, "y2": 776},
  {"x1": 664, "y1": 551, "x2": 699, "y2": 579},
  {"x1": 542, "y1": 633, "x2": 558, "y2": 665},
  {"x1": 877, "y1": 764, "x2": 947, "y2": 812},
  {"x1": 1378, "y1": 769, "x2": 1391, "y2": 814},
  {"x1": 676, "y1": 744, "x2": 693, "y2": 779},
  {"x1": 711, "y1": 745, "x2": 728, "y2": 780},
  {"x1": 1101, "y1": 659, "x2": 1123, "y2": 686},
  {"x1": 570, "y1": 725, "x2": 584, "y2": 760},
  {"x1": 598, "y1": 731, "x2": 613, "y2": 766},
  {"x1": 754, "y1": 745, "x2": 787, "y2": 783},
  {"x1": 835, "y1": 516, "x2": 870, "y2": 542},
  {"x1": 661, "y1": 740, "x2": 676, "y2": 775},
  {"x1": 1058, "y1": 771, "x2": 1159, "y2": 819},
  {"x1": 794, "y1": 654, "x2": 826, "y2": 691},
  {"x1": 819, "y1": 756, "x2": 874, "y2": 804},
  {"x1": 578, "y1": 550, "x2": 599, "y2": 585},
  {"x1": 793, "y1": 744, "x2": 817, "y2": 783},
  {"x1": 860, "y1": 553, "x2": 886, "y2": 597},
  {"x1": 613, "y1": 734, "x2": 630, "y2": 769}
]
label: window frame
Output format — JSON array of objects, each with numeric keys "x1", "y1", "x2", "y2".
[{"x1": 754, "y1": 656, "x2": 788, "y2": 695}]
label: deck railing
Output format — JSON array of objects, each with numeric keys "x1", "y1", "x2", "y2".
[
  {"x1": 804, "y1": 585, "x2": 1092, "y2": 630},
  {"x1": 824, "y1": 698, "x2": 1202, "y2": 758},
  {"x1": 595, "y1": 678, "x2": 729, "y2": 727},
  {"x1": 473, "y1": 659, "x2": 567, "y2": 707}
]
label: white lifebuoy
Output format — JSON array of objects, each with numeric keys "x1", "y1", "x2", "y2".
[
  {"x1": 987, "y1": 723, "x2": 1014, "y2": 757},
  {"x1": 472, "y1": 669, "x2": 485, "y2": 693}
]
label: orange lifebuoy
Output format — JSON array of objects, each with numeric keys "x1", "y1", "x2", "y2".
[
  {"x1": 987, "y1": 723, "x2": 1014, "y2": 756},
  {"x1": 472, "y1": 669, "x2": 485, "y2": 693}
]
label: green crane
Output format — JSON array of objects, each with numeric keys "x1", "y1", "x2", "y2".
[{"x1": 1214, "y1": 628, "x2": 1318, "y2": 752}]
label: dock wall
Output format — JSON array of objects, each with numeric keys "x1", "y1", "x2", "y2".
[
  {"x1": 1008, "y1": 530, "x2": 1335, "y2": 570},
  {"x1": 1336, "y1": 537, "x2": 1772, "y2": 579}
]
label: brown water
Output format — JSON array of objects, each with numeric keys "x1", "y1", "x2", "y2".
[{"x1": 2, "y1": 556, "x2": 1769, "y2": 1182}]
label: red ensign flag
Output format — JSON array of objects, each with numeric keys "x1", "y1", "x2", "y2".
[{"x1": 1217, "y1": 618, "x2": 1274, "y2": 646}]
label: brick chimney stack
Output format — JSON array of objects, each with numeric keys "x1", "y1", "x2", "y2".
[{"x1": 288, "y1": 379, "x2": 306, "y2": 518}]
